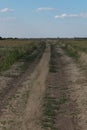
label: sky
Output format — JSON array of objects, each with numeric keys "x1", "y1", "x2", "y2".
[{"x1": 0, "y1": 0, "x2": 87, "y2": 38}]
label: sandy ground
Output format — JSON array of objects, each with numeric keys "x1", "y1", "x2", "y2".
[
  {"x1": 0, "y1": 45, "x2": 50, "y2": 130},
  {"x1": 78, "y1": 51, "x2": 87, "y2": 65},
  {"x1": 22, "y1": 45, "x2": 50, "y2": 130},
  {"x1": 57, "y1": 47, "x2": 87, "y2": 130}
]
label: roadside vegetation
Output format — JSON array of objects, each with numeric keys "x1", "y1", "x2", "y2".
[
  {"x1": 0, "y1": 39, "x2": 46, "y2": 72},
  {"x1": 57, "y1": 38, "x2": 87, "y2": 68},
  {"x1": 58, "y1": 38, "x2": 87, "y2": 53},
  {"x1": 60, "y1": 43, "x2": 79, "y2": 59}
]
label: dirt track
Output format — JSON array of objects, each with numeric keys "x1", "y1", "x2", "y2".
[
  {"x1": 0, "y1": 44, "x2": 50, "y2": 130},
  {"x1": 43, "y1": 45, "x2": 87, "y2": 130},
  {"x1": 22, "y1": 45, "x2": 50, "y2": 130},
  {"x1": 1, "y1": 43, "x2": 87, "y2": 130}
]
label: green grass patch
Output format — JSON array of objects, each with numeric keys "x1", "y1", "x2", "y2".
[
  {"x1": 58, "y1": 96, "x2": 67, "y2": 105},
  {"x1": 42, "y1": 95, "x2": 59, "y2": 130},
  {"x1": 49, "y1": 44, "x2": 57, "y2": 73}
]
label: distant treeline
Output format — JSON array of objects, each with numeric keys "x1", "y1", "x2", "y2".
[
  {"x1": 0, "y1": 37, "x2": 19, "y2": 40},
  {"x1": 0, "y1": 37, "x2": 87, "y2": 40},
  {"x1": 0, "y1": 37, "x2": 47, "y2": 40},
  {"x1": 73, "y1": 37, "x2": 87, "y2": 41}
]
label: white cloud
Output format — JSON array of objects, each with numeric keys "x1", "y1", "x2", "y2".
[
  {"x1": 36, "y1": 7, "x2": 58, "y2": 12},
  {"x1": 55, "y1": 13, "x2": 87, "y2": 19},
  {"x1": 0, "y1": 8, "x2": 14, "y2": 13}
]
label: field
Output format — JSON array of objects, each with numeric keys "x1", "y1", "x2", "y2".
[{"x1": 0, "y1": 38, "x2": 87, "y2": 130}]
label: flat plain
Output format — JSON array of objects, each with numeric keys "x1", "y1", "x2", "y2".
[{"x1": 0, "y1": 38, "x2": 87, "y2": 130}]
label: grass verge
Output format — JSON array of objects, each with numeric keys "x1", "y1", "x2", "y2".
[
  {"x1": 49, "y1": 44, "x2": 57, "y2": 73},
  {"x1": 0, "y1": 41, "x2": 46, "y2": 72}
]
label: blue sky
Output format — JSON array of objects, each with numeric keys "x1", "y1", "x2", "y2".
[{"x1": 0, "y1": 0, "x2": 87, "y2": 38}]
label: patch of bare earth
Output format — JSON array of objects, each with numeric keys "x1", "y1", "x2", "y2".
[
  {"x1": 0, "y1": 45, "x2": 50, "y2": 130},
  {"x1": 78, "y1": 51, "x2": 87, "y2": 65}
]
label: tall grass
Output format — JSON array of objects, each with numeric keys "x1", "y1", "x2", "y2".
[{"x1": 0, "y1": 40, "x2": 46, "y2": 71}]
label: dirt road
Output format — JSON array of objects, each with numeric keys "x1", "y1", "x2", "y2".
[
  {"x1": 0, "y1": 44, "x2": 50, "y2": 130},
  {"x1": 1, "y1": 43, "x2": 87, "y2": 130},
  {"x1": 22, "y1": 45, "x2": 50, "y2": 130},
  {"x1": 44, "y1": 44, "x2": 87, "y2": 130}
]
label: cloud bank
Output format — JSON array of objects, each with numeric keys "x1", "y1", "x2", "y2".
[{"x1": 55, "y1": 13, "x2": 87, "y2": 18}]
